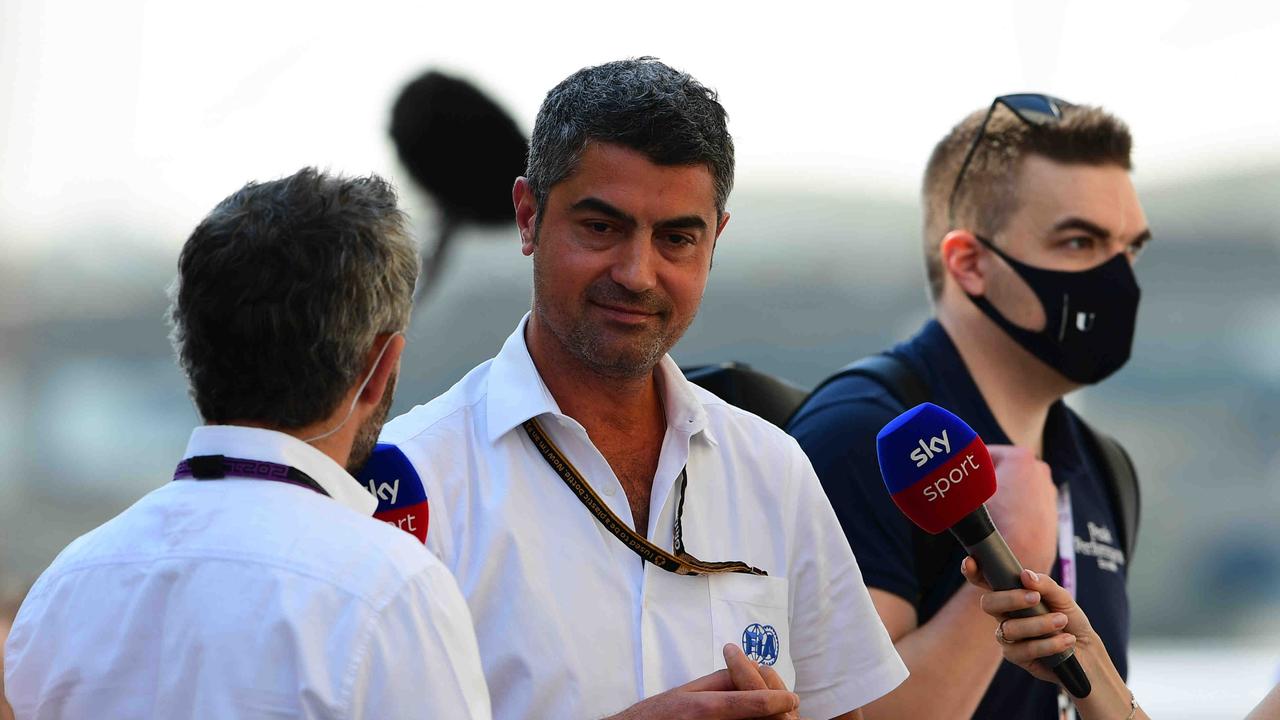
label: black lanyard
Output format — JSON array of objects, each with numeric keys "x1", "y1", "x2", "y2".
[
  {"x1": 173, "y1": 455, "x2": 330, "y2": 498},
  {"x1": 522, "y1": 418, "x2": 766, "y2": 576}
]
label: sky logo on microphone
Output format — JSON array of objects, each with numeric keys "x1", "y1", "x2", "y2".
[
  {"x1": 357, "y1": 443, "x2": 430, "y2": 543},
  {"x1": 876, "y1": 403, "x2": 997, "y2": 534},
  {"x1": 910, "y1": 430, "x2": 951, "y2": 467}
]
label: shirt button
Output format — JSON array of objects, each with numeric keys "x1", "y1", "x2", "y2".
[{"x1": 603, "y1": 485, "x2": 616, "y2": 497}]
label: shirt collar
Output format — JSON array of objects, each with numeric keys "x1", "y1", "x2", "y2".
[
  {"x1": 485, "y1": 314, "x2": 565, "y2": 443},
  {"x1": 181, "y1": 425, "x2": 378, "y2": 516},
  {"x1": 485, "y1": 313, "x2": 715, "y2": 446}
]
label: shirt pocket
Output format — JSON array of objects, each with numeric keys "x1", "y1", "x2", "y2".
[{"x1": 709, "y1": 572, "x2": 795, "y2": 690}]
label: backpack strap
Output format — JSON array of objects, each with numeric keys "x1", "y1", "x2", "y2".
[
  {"x1": 1075, "y1": 420, "x2": 1141, "y2": 567},
  {"x1": 785, "y1": 353, "x2": 931, "y2": 427},
  {"x1": 792, "y1": 353, "x2": 956, "y2": 611}
]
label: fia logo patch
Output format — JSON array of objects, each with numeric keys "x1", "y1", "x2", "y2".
[{"x1": 741, "y1": 623, "x2": 779, "y2": 666}]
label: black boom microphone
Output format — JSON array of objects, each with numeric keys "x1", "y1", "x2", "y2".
[{"x1": 389, "y1": 70, "x2": 528, "y2": 300}]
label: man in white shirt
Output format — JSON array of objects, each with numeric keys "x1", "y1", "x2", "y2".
[
  {"x1": 360, "y1": 58, "x2": 908, "y2": 720},
  {"x1": 3, "y1": 168, "x2": 491, "y2": 719}
]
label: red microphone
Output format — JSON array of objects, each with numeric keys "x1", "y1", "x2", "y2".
[{"x1": 876, "y1": 402, "x2": 1090, "y2": 699}]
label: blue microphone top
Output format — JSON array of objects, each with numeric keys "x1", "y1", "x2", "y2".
[{"x1": 876, "y1": 402, "x2": 979, "y2": 495}]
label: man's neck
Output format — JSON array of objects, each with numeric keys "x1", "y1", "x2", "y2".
[
  {"x1": 216, "y1": 419, "x2": 355, "y2": 471},
  {"x1": 936, "y1": 304, "x2": 1074, "y2": 458},
  {"x1": 524, "y1": 315, "x2": 666, "y2": 441}
]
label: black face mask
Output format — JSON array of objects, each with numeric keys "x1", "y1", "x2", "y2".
[{"x1": 967, "y1": 235, "x2": 1141, "y2": 384}]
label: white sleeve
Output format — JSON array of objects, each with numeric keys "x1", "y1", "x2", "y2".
[
  {"x1": 347, "y1": 560, "x2": 492, "y2": 720},
  {"x1": 784, "y1": 436, "x2": 909, "y2": 718}
]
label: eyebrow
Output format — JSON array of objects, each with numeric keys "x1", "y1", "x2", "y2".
[
  {"x1": 1052, "y1": 217, "x2": 1154, "y2": 246},
  {"x1": 655, "y1": 215, "x2": 709, "y2": 232},
  {"x1": 569, "y1": 197, "x2": 635, "y2": 226},
  {"x1": 1052, "y1": 217, "x2": 1112, "y2": 239},
  {"x1": 568, "y1": 197, "x2": 709, "y2": 232}
]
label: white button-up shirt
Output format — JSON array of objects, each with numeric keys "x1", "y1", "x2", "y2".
[
  {"x1": 366, "y1": 316, "x2": 907, "y2": 719},
  {"x1": 4, "y1": 425, "x2": 491, "y2": 720}
]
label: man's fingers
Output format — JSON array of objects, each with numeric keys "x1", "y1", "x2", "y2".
[
  {"x1": 753, "y1": 665, "x2": 801, "y2": 720},
  {"x1": 723, "y1": 643, "x2": 768, "y2": 691},
  {"x1": 691, "y1": 688, "x2": 800, "y2": 719},
  {"x1": 757, "y1": 663, "x2": 787, "y2": 691},
  {"x1": 677, "y1": 668, "x2": 735, "y2": 693},
  {"x1": 979, "y1": 587, "x2": 1041, "y2": 616}
]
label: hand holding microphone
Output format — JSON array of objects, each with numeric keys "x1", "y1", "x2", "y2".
[
  {"x1": 961, "y1": 562, "x2": 1147, "y2": 719},
  {"x1": 876, "y1": 402, "x2": 1091, "y2": 698}
]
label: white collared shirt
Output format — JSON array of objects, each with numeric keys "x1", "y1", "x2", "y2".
[
  {"x1": 4, "y1": 425, "x2": 491, "y2": 720},
  {"x1": 367, "y1": 315, "x2": 907, "y2": 719}
]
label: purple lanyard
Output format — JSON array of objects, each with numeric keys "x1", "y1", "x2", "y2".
[{"x1": 173, "y1": 455, "x2": 330, "y2": 498}]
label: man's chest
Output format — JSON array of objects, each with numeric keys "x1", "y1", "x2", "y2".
[
  {"x1": 443, "y1": 491, "x2": 797, "y2": 718},
  {"x1": 589, "y1": 427, "x2": 665, "y2": 531}
]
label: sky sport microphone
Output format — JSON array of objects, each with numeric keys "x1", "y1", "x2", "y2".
[{"x1": 876, "y1": 402, "x2": 1091, "y2": 699}]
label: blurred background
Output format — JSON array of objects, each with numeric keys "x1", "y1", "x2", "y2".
[{"x1": 2, "y1": 1, "x2": 1278, "y2": 716}]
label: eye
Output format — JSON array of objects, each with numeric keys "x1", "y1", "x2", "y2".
[
  {"x1": 1126, "y1": 236, "x2": 1150, "y2": 260},
  {"x1": 663, "y1": 233, "x2": 695, "y2": 247},
  {"x1": 1062, "y1": 236, "x2": 1096, "y2": 251},
  {"x1": 586, "y1": 221, "x2": 612, "y2": 234}
]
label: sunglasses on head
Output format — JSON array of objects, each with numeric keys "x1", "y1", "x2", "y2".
[{"x1": 947, "y1": 93, "x2": 1073, "y2": 227}]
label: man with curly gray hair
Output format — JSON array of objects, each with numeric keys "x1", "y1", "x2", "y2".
[{"x1": 4, "y1": 168, "x2": 492, "y2": 719}]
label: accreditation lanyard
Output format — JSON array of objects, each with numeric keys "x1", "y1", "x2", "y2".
[
  {"x1": 522, "y1": 417, "x2": 766, "y2": 577},
  {"x1": 173, "y1": 454, "x2": 330, "y2": 497},
  {"x1": 1057, "y1": 483, "x2": 1077, "y2": 720},
  {"x1": 1057, "y1": 483, "x2": 1077, "y2": 599}
]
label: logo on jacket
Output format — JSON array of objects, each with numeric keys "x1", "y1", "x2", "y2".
[{"x1": 741, "y1": 623, "x2": 779, "y2": 666}]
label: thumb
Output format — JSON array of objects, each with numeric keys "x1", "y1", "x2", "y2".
[{"x1": 723, "y1": 643, "x2": 768, "y2": 691}]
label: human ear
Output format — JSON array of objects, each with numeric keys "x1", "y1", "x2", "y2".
[
  {"x1": 358, "y1": 333, "x2": 406, "y2": 408},
  {"x1": 941, "y1": 230, "x2": 986, "y2": 296},
  {"x1": 513, "y1": 177, "x2": 538, "y2": 256}
]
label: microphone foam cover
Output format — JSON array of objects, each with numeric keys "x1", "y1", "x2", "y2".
[
  {"x1": 358, "y1": 443, "x2": 429, "y2": 544},
  {"x1": 876, "y1": 402, "x2": 996, "y2": 534},
  {"x1": 389, "y1": 71, "x2": 529, "y2": 224}
]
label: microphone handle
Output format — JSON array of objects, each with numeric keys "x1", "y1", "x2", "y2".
[{"x1": 951, "y1": 507, "x2": 1092, "y2": 699}]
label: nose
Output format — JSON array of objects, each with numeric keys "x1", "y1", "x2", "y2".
[{"x1": 610, "y1": 235, "x2": 658, "y2": 293}]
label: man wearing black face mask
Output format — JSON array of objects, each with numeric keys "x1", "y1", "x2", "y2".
[{"x1": 787, "y1": 96, "x2": 1150, "y2": 720}]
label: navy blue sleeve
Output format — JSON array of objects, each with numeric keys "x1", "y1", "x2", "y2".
[{"x1": 786, "y1": 377, "x2": 919, "y2": 605}]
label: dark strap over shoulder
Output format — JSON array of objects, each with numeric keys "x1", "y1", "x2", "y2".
[
  {"x1": 784, "y1": 353, "x2": 932, "y2": 427},
  {"x1": 682, "y1": 362, "x2": 809, "y2": 429},
  {"x1": 1075, "y1": 421, "x2": 1141, "y2": 565},
  {"x1": 790, "y1": 354, "x2": 956, "y2": 608}
]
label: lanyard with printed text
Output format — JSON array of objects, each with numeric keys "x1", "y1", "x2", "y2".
[
  {"x1": 173, "y1": 455, "x2": 330, "y2": 497},
  {"x1": 522, "y1": 417, "x2": 766, "y2": 577}
]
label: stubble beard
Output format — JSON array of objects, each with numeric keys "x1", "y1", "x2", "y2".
[
  {"x1": 346, "y1": 372, "x2": 397, "y2": 474},
  {"x1": 532, "y1": 255, "x2": 693, "y2": 380}
]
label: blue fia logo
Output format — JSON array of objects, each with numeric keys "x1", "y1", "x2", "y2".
[{"x1": 741, "y1": 623, "x2": 780, "y2": 666}]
